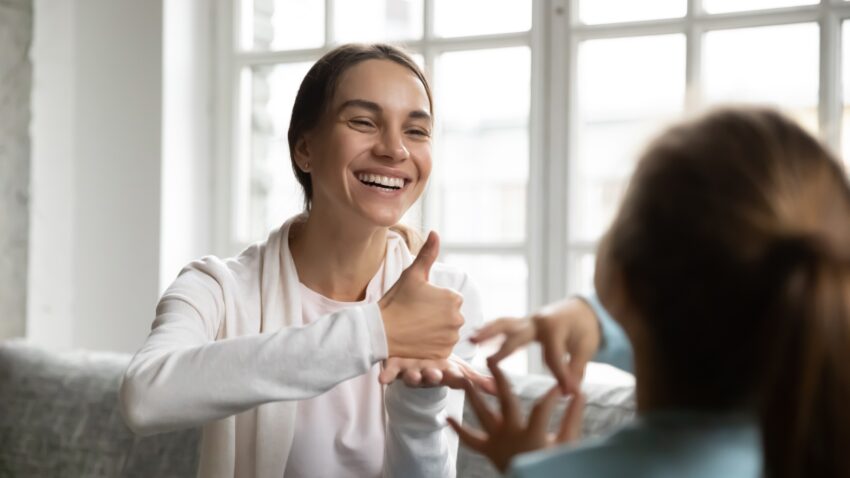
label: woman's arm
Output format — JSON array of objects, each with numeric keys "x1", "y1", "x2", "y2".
[
  {"x1": 119, "y1": 266, "x2": 388, "y2": 436},
  {"x1": 382, "y1": 270, "x2": 482, "y2": 478}
]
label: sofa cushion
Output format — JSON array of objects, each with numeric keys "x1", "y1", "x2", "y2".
[{"x1": 0, "y1": 341, "x2": 200, "y2": 478}]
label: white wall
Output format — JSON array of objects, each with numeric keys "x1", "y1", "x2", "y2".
[
  {"x1": 160, "y1": 0, "x2": 213, "y2": 292},
  {"x1": 0, "y1": 0, "x2": 32, "y2": 340},
  {"x1": 27, "y1": 0, "x2": 73, "y2": 349},
  {"x1": 29, "y1": 0, "x2": 164, "y2": 352}
]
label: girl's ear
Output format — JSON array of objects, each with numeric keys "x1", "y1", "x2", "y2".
[{"x1": 594, "y1": 231, "x2": 627, "y2": 317}]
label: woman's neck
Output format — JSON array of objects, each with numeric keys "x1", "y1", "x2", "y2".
[{"x1": 288, "y1": 207, "x2": 388, "y2": 302}]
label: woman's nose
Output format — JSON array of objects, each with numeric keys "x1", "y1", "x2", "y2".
[{"x1": 373, "y1": 130, "x2": 409, "y2": 162}]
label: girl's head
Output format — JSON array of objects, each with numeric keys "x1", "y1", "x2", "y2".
[
  {"x1": 287, "y1": 44, "x2": 433, "y2": 228},
  {"x1": 597, "y1": 107, "x2": 850, "y2": 476}
]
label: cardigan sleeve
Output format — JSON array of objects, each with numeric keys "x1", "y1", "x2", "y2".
[
  {"x1": 119, "y1": 266, "x2": 389, "y2": 436},
  {"x1": 382, "y1": 270, "x2": 482, "y2": 478}
]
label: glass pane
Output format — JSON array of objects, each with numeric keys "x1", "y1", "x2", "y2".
[
  {"x1": 703, "y1": 23, "x2": 819, "y2": 134},
  {"x1": 239, "y1": 62, "x2": 313, "y2": 243},
  {"x1": 434, "y1": 0, "x2": 531, "y2": 37},
  {"x1": 567, "y1": 251, "x2": 597, "y2": 296},
  {"x1": 433, "y1": 47, "x2": 530, "y2": 243},
  {"x1": 444, "y1": 253, "x2": 528, "y2": 374},
  {"x1": 572, "y1": 34, "x2": 686, "y2": 244},
  {"x1": 842, "y1": 21, "x2": 850, "y2": 171},
  {"x1": 334, "y1": 0, "x2": 423, "y2": 43},
  {"x1": 244, "y1": 0, "x2": 324, "y2": 51},
  {"x1": 703, "y1": 0, "x2": 817, "y2": 14},
  {"x1": 579, "y1": 0, "x2": 686, "y2": 25}
]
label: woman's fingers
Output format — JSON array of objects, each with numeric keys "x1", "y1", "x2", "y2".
[
  {"x1": 402, "y1": 368, "x2": 423, "y2": 387},
  {"x1": 421, "y1": 367, "x2": 444, "y2": 385},
  {"x1": 488, "y1": 360, "x2": 520, "y2": 426},
  {"x1": 379, "y1": 359, "x2": 402, "y2": 384},
  {"x1": 556, "y1": 393, "x2": 586, "y2": 444},
  {"x1": 446, "y1": 417, "x2": 488, "y2": 452},
  {"x1": 527, "y1": 386, "x2": 562, "y2": 437}
]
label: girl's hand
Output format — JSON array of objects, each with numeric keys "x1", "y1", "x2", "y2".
[
  {"x1": 447, "y1": 361, "x2": 585, "y2": 473},
  {"x1": 471, "y1": 297, "x2": 601, "y2": 394},
  {"x1": 379, "y1": 355, "x2": 498, "y2": 395}
]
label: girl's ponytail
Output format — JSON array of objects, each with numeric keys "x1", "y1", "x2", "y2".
[{"x1": 758, "y1": 236, "x2": 850, "y2": 478}]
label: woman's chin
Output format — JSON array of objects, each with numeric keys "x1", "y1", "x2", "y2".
[{"x1": 359, "y1": 207, "x2": 406, "y2": 228}]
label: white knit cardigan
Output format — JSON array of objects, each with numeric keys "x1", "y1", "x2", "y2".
[{"x1": 119, "y1": 216, "x2": 481, "y2": 477}]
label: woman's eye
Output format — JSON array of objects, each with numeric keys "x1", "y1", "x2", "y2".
[
  {"x1": 407, "y1": 129, "x2": 430, "y2": 138},
  {"x1": 350, "y1": 119, "x2": 375, "y2": 128}
]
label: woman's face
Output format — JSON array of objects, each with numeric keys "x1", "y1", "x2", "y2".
[{"x1": 298, "y1": 59, "x2": 432, "y2": 227}]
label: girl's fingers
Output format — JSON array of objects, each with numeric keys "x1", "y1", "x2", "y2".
[
  {"x1": 527, "y1": 385, "x2": 563, "y2": 436},
  {"x1": 542, "y1": 341, "x2": 578, "y2": 395},
  {"x1": 461, "y1": 379, "x2": 501, "y2": 433},
  {"x1": 470, "y1": 318, "x2": 518, "y2": 343},
  {"x1": 447, "y1": 417, "x2": 488, "y2": 452},
  {"x1": 488, "y1": 332, "x2": 532, "y2": 365},
  {"x1": 556, "y1": 393, "x2": 586, "y2": 444},
  {"x1": 487, "y1": 360, "x2": 520, "y2": 425}
]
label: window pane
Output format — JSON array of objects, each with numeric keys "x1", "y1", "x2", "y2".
[
  {"x1": 444, "y1": 253, "x2": 528, "y2": 373},
  {"x1": 433, "y1": 47, "x2": 530, "y2": 244},
  {"x1": 434, "y1": 0, "x2": 531, "y2": 37},
  {"x1": 703, "y1": 23, "x2": 819, "y2": 133},
  {"x1": 572, "y1": 34, "x2": 686, "y2": 244},
  {"x1": 243, "y1": 0, "x2": 324, "y2": 51},
  {"x1": 579, "y1": 0, "x2": 686, "y2": 25},
  {"x1": 239, "y1": 62, "x2": 313, "y2": 243},
  {"x1": 567, "y1": 251, "x2": 597, "y2": 296},
  {"x1": 842, "y1": 21, "x2": 850, "y2": 171},
  {"x1": 334, "y1": 0, "x2": 423, "y2": 43},
  {"x1": 703, "y1": 0, "x2": 817, "y2": 14}
]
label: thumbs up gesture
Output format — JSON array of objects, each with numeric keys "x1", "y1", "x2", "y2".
[{"x1": 378, "y1": 231, "x2": 465, "y2": 360}]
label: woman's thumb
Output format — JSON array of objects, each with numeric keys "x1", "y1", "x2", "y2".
[{"x1": 408, "y1": 231, "x2": 439, "y2": 280}]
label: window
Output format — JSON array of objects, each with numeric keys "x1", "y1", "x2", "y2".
[{"x1": 215, "y1": 0, "x2": 850, "y2": 374}]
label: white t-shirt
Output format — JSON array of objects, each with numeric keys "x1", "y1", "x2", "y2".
[{"x1": 283, "y1": 264, "x2": 387, "y2": 478}]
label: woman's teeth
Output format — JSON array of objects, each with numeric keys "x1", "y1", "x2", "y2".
[{"x1": 356, "y1": 173, "x2": 405, "y2": 190}]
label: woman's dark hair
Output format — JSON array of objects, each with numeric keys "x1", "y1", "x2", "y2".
[
  {"x1": 605, "y1": 107, "x2": 850, "y2": 477},
  {"x1": 287, "y1": 43, "x2": 433, "y2": 212}
]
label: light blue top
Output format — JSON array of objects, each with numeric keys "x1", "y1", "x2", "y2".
[
  {"x1": 507, "y1": 293, "x2": 763, "y2": 478},
  {"x1": 509, "y1": 410, "x2": 762, "y2": 478}
]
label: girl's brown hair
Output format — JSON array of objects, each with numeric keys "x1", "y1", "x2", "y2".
[
  {"x1": 605, "y1": 107, "x2": 850, "y2": 477},
  {"x1": 287, "y1": 43, "x2": 430, "y2": 251}
]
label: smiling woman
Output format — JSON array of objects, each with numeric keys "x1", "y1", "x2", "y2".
[{"x1": 119, "y1": 44, "x2": 492, "y2": 478}]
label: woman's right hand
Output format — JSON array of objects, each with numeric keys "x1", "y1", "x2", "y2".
[
  {"x1": 379, "y1": 231, "x2": 465, "y2": 360},
  {"x1": 471, "y1": 297, "x2": 601, "y2": 394}
]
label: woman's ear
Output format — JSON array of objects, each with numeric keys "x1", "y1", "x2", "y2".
[{"x1": 294, "y1": 136, "x2": 313, "y2": 173}]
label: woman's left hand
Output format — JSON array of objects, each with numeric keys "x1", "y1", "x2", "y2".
[
  {"x1": 446, "y1": 361, "x2": 585, "y2": 473},
  {"x1": 379, "y1": 355, "x2": 498, "y2": 394}
]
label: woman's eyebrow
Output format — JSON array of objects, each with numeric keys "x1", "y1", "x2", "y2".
[
  {"x1": 338, "y1": 99, "x2": 431, "y2": 122},
  {"x1": 339, "y1": 99, "x2": 381, "y2": 114}
]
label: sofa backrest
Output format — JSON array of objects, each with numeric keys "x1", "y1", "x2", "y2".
[
  {"x1": 0, "y1": 341, "x2": 200, "y2": 478},
  {"x1": 0, "y1": 341, "x2": 635, "y2": 478}
]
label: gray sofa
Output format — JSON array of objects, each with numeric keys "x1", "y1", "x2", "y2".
[{"x1": 0, "y1": 341, "x2": 635, "y2": 477}]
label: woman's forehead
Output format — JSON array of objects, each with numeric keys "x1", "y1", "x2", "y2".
[{"x1": 333, "y1": 59, "x2": 430, "y2": 114}]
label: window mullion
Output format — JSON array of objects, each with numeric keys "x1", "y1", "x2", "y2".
[
  {"x1": 820, "y1": 4, "x2": 842, "y2": 151},
  {"x1": 686, "y1": 0, "x2": 704, "y2": 112}
]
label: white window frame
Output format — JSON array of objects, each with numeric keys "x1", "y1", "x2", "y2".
[{"x1": 211, "y1": 0, "x2": 850, "y2": 374}]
